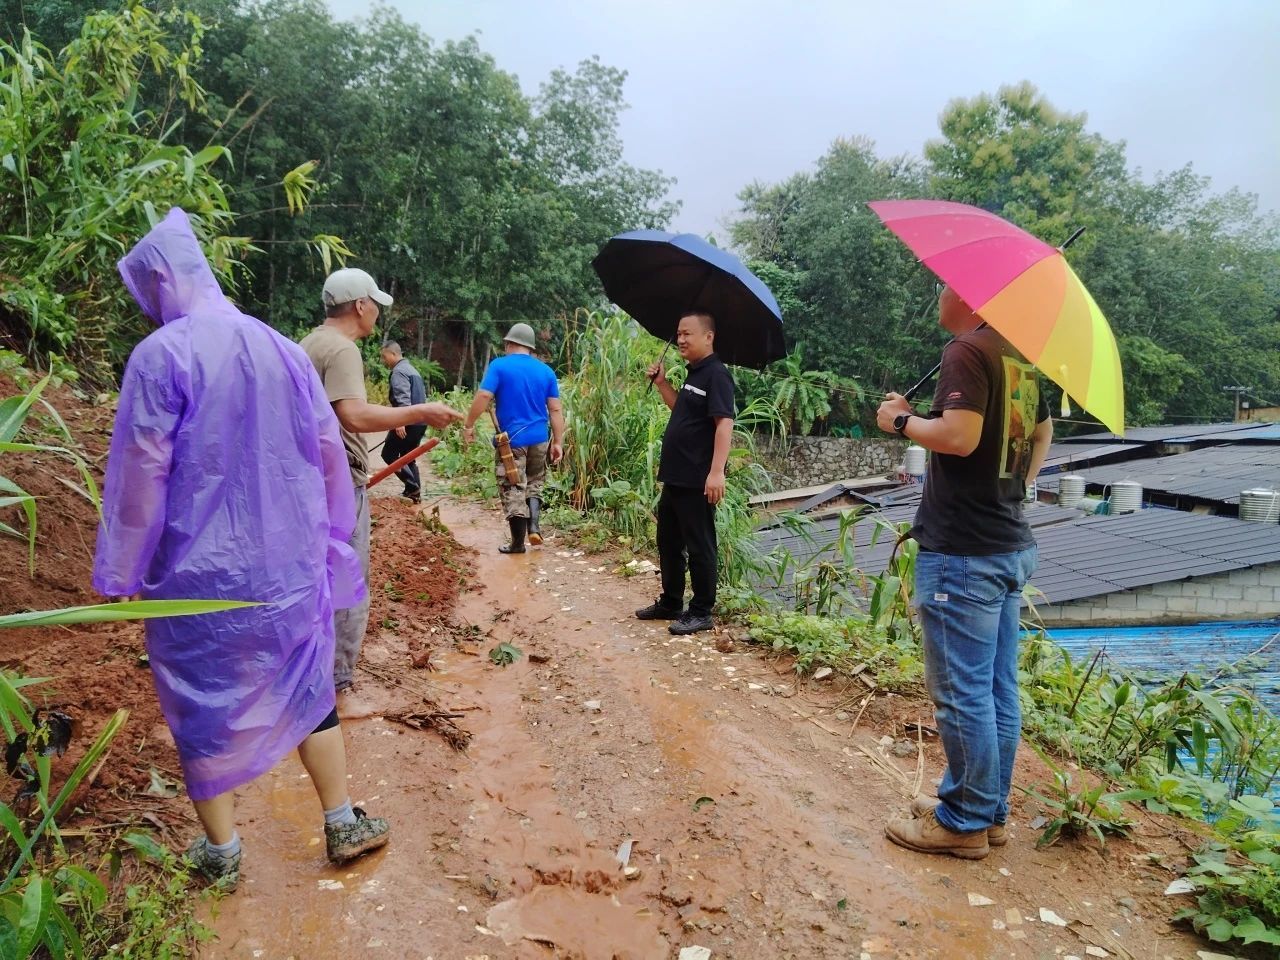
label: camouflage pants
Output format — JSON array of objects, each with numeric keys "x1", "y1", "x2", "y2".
[{"x1": 497, "y1": 442, "x2": 548, "y2": 519}]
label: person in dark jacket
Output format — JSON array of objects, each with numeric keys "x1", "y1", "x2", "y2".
[{"x1": 379, "y1": 341, "x2": 428, "y2": 501}]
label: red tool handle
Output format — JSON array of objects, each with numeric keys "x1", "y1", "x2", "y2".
[{"x1": 366, "y1": 436, "x2": 440, "y2": 488}]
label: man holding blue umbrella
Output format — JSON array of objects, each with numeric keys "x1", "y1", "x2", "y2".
[
  {"x1": 592, "y1": 229, "x2": 784, "y2": 637},
  {"x1": 637, "y1": 310, "x2": 735, "y2": 635}
]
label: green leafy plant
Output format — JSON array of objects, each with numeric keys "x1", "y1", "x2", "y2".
[
  {"x1": 0, "y1": 668, "x2": 128, "y2": 958},
  {"x1": 83, "y1": 831, "x2": 215, "y2": 957},
  {"x1": 0, "y1": 600, "x2": 256, "y2": 631},
  {"x1": 736, "y1": 347, "x2": 863, "y2": 435},
  {"x1": 0, "y1": 5, "x2": 334, "y2": 382},
  {"x1": 743, "y1": 610, "x2": 922, "y2": 690},
  {"x1": 0, "y1": 374, "x2": 100, "y2": 573},
  {"x1": 1175, "y1": 797, "x2": 1280, "y2": 949},
  {"x1": 489, "y1": 642, "x2": 522, "y2": 667},
  {"x1": 1020, "y1": 743, "x2": 1134, "y2": 849},
  {"x1": 1018, "y1": 629, "x2": 1280, "y2": 804}
]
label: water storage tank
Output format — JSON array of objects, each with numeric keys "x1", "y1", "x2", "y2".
[
  {"x1": 1240, "y1": 489, "x2": 1280, "y2": 523},
  {"x1": 1058, "y1": 474, "x2": 1086, "y2": 507},
  {"x1": 1108, "y1": 480, "x2": 1143, "y2": 514},
  {"x1": 902, "y1": 445, "x2": 927, "y2": 479}
]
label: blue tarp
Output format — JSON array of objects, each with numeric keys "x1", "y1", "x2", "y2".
[{"x1": 1045, "y1": 620, "x2": 1280, "y2": 712}]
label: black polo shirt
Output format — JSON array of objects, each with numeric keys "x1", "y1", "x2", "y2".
[{"x1": 658, "y1": 354, "x2": 736, "y2": 488}]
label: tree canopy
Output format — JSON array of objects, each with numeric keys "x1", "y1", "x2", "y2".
[
  {"x1": 2, "y1": 4, "x2": 1275, "y2": 427},
  {"x1": 1, "y1": 0, "x2": 677, "y2": 384},
  {"x1": 733, "y1": 84, "x2": 1280, "y2": 428}
]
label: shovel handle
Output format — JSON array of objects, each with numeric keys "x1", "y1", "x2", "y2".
[{"x1": 367, "y1": 437, "x2": 440, "y2": 488}]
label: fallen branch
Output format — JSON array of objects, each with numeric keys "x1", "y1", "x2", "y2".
[
  {"x1": 789, "y1": 706, "x2": 843, "y2": 738},
  {"x1": 848, "y1": 694, "x2": 874, "y2": 738},
  {"x1": 856, "y1": 745, "x2": 916, "y2": 798},
  {"x1": 388, "y1": 707, "x2": 472, "y2": 751}
]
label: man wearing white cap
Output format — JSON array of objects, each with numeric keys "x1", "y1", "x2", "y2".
[
  {"x1": 301, "y1": 268, "x2": 462, "y2": 706},
  {"x1": 462, "y1": 323, "x2": 564, "y2": 553}
]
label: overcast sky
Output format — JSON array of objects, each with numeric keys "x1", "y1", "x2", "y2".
[{"x1": 327, "y1": 0, "x2": 1278, "y2": 239}]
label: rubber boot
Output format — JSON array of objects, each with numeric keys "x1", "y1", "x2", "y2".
[
  {"x1": 499, "y1": 516, "x2": 527, "y2": 554},
  {"x1": 527, "y1": 497, "x2": 543, "y2": 546}
]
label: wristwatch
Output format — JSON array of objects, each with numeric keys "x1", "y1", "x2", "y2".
[{"x1": 893, "y1": 413, "x2": 913, "y2": 437}]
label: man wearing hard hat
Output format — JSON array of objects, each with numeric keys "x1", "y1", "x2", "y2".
[{"x1": 462, "y1": 323, "x2": 565, "y2": 553}]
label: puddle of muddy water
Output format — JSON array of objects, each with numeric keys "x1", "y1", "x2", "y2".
[{"x1": 485, "y1": 887, "x2": 668, "y2": 957}]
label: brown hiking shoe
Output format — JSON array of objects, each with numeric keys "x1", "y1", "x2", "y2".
[
  {"x1": 184, "y1": 836, "x2": 241, "y2": 892},
  {"x1": 325, "y1": 807, "x2": 390, "y2": 864},
  {"x1": 910, "y1": 795, "x2": 1007, "y2": 846},
  {"x1": 886, "y1": 808, "x2": 989, "y2": 860}
]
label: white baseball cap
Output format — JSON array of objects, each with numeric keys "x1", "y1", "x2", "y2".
[{"x1": 322, "y1": 268, "x2": 394, "y2": 308}]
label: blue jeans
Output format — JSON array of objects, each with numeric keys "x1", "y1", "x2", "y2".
[{"x1": 915, "y1": 546, "x2": 1038, "y2": 833}]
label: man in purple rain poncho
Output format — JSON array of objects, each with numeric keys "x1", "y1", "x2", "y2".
[{"x1": 93, "y1": 208, "x2": 391, "y2": 890}]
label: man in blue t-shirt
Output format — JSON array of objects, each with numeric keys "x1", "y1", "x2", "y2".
[{"x1": 463, "y1": 323, "x2": 565, "y2": 553}]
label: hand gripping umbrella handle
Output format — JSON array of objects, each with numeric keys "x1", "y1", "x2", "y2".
[
  {"x1": 646, "y1": 338, "x2": 674, "y2": 395},
  {"x1": 901, "y1": 226, "x2": 1086, "y2": 403}
]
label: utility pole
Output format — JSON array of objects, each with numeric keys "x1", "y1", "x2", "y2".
[{"x1": 1222, "y1": 385, "x2": 1251, "y2": 422}]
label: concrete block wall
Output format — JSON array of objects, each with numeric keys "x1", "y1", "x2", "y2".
[{"x1": 1040, "y1": 563, "x2": 1280, "y2": 626}]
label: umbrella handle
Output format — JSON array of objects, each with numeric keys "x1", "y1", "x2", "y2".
[
  {"x1": 646, "y1": 338, "x2": 674, "y2": 394},
  {"x1": 902, "y1": 362, "x2": 941, "y2": 403}
]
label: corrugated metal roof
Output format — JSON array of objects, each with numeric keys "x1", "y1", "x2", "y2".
[
  {"x1": 1060, "y1": 423, "x2": 1251, "y2": 444},
  {"x1": 1042, "y1": 442, "x2": 1141, "y2": 470},
  {"x1": 1038, "y1": 445, "x2": 1280, "y2": 505},
  {"x1": 754, "y1": 503, "x2": 1280, "y2": 608}
]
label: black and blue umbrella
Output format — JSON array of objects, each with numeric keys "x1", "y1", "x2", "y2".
[{"x1": 591, "y1": 229, "x2": 786, "y2": 369}]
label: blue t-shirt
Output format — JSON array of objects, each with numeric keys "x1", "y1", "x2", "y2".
[{"x1": 479, "y1": 353, "x2": 560, "y2": 447}]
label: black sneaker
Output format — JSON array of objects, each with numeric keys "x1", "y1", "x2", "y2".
[
  {"x1": 325, "y1": 807, "x2": 390, "y2": 864},
  {"x1": 635, "y1": 601, "x2": 683, "y2": 621},
  {"x1": 669, "y1": 613, "x2": 713, "y2": 635},
  {"x1": 184, "y1": 836, "x2": 241, "y2": 892}
]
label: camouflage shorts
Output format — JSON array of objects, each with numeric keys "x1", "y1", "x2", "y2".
[{"x1": 497, "y1": 442, "x2": 548, "y2": 518}]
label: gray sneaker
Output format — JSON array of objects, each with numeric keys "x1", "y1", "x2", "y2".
[
  {"x1": 325, "y1": 807, "x2": 390, "y2": 864},
  {"x1": 184, "y1": 836, "x2": 241, "y2": 892}
]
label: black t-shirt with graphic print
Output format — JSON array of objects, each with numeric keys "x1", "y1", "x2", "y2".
[
  {"x1": 912, "y1": 326, "x2": 1050, "y2": 556},
  {"x1": 658, "y1": 354, "x2": 736, "y2": 489}
]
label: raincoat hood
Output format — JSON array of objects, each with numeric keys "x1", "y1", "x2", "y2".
[{"x1": 117, "y1": 207, "x2": 225, "y2": 324}]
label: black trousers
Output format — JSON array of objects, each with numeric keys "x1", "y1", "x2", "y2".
[
  {"x1": 381, "y1": 424, "x2": 426, "y2": 493},
  {"x1": 657, "y1": 484, "x2": 718, "y2": 616}
]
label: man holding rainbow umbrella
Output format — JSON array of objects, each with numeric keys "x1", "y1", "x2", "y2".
[{"x1": 870, "y1": 199, "x2": 1124, "y2": 860}]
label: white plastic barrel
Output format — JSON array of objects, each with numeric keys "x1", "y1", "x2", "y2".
[
  {"x1": 1108, "y1": 480, "x2": 1143, "y2": 514},
  {"x1": 1058, "y1": 474, "x2": 1086, "y2": 507},
  {"x1": 1240, "y1": 489, "x2": 1280, "y2": 523},
  {"x1": 903, "y1": 445, "x2": 927, "y2": 477}
]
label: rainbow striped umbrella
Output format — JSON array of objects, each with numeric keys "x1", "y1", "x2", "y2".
[{"x1": 868, "y1": 199, "x2": 1125, "y2": 435}]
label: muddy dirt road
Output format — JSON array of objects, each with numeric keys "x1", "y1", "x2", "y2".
[
  {"x1": 200, "y1": 486, "x2": 1206, "y2": 960},
  {"x1": 0, "y1": 375, "x2": 1219, "y2": 960}
]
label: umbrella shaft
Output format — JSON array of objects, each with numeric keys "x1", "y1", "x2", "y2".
[{"x1": 904, "y1": 322, "x2": 988, "y2": 402}]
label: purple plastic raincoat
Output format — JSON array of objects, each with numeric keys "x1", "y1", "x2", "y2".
[{"x1": 92, "y1": 208, "x2": 365, "y2": 802}]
